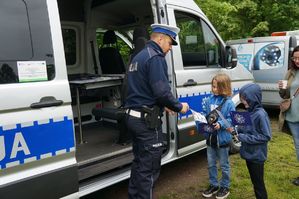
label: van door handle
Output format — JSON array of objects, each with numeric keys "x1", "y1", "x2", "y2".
[
  {"x1": 183, "y1": 79, "x2": 197, "y2": 87},
  {"x1": 30, "y1": 96, "x2": 63, "y2": 109}
]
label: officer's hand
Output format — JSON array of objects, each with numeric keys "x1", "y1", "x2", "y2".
[
  {"x1": 165, "y1": 107, "x2": 175, "y2": 115},
  {"x1": 180, "y1": 103, "x2": 189, "y2": 114}
]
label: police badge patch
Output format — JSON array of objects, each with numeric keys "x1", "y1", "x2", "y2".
[{"x1": 230, "y1": 111, "x2": 252, "y2": 126}]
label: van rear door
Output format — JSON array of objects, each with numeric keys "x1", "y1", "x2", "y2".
[
  {"x1": 251, "y1": 37, "x2": 291, "y2": 107},
  {"x1": 230, "y1": 36, "x2": 293, "y2": 107},
  {"x1": 0, "y1": 1, "x2": 78, "y2": 199}
]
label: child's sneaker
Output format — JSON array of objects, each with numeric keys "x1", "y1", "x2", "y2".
[
  {"x1": 216, "y1": 187, "x2": 230, "y2": 199},
  {"x1": 292, "y1": 177, "x2": 299, "y2": 186},
  {"x1": 202, "y1": 185, "x2": 219, "y2": 198}
]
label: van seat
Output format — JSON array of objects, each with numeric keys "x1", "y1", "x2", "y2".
[{"x1": 92, "y1": 107, "x2": 130, "y2": 144}]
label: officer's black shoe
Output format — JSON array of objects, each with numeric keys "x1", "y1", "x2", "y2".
[
  {"x1": 202, "y1": 185, "x2": 219, "y2": 198},
  {"x1": 292, "y1": 177, "x2": 299, "y2": 186}
]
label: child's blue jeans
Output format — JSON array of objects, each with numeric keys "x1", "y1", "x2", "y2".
[{"x1": 207, "y1": 145, "x2": 230, "y2": 188}]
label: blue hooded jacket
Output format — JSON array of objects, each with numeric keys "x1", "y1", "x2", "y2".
[
  {"x1": 238, "y1": 83, "x2": 272, "y2": 163},
  {"x1": 202, "y1": 95, "x2": 235, "y2": 147}
]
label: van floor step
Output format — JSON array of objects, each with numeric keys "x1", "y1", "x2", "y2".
[{"x1": 78, "y1": 152, "x2": 133, "y2": 181}]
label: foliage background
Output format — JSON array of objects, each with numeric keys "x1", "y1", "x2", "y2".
[{"x1": 195, "y1": 0, "x2": 299, "y2": 41}]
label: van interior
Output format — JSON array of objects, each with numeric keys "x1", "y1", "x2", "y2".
[{"x1": 57, "y1": 0, "x2": 159, "y2": 181}]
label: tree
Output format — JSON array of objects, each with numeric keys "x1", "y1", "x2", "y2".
[{"x1": 196, "y1": 0, "x2": 299, "y2": 40}]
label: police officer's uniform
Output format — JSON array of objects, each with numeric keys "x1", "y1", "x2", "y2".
[{"x1": 125, "y1": 24, "x2": 182, "y2": 199}]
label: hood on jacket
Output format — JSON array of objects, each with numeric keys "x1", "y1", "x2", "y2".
[{"x1": 239, "y1": 83, "x2": 262, "y2": 112}]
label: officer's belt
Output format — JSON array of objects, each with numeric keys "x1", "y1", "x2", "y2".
[
  {"x1": 125, "y1": 109, "x2": 161, "y2": 119},
  {"x1": 125, "y1": 109, "x2": 147, "y2": 118}
]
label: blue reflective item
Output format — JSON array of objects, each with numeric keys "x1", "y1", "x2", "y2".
[{"x1": 152, "y1": 27, "x2": 176, "y2": 38}]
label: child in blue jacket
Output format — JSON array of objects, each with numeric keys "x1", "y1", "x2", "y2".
[
  {"x1": 202, "y1": 73, "x2": 235, "y2": 199},
  {"x1": 236, "y1": 83, "x2": 272, "y2": 199}
]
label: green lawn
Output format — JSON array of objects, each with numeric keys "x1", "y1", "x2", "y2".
[
  {"x1": 157, "y1": 128, "x2": 299, "y2": 199},
  {"x1": 230, "y1": 131, "x2": 299, "y2": 199}
]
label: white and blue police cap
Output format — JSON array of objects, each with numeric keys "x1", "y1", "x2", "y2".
[{"x1": 151, "y1": 23, "x2": 180, "y2": 45}]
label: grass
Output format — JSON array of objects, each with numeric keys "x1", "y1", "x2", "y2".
[
  {"x1": 230, "y1": 131, "x2": 299, "y2": 199},
  {"x1": 158, "y1": 129, "x2": 299, "y2": 199}
]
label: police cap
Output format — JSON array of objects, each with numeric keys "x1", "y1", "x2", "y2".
[{"x1": 151, "y1": 23, "x2": 180, "y2": 45}]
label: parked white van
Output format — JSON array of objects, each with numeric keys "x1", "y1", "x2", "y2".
[
  {"x1": 227, "y1": 31, "x2": 298, "y2": 108},
  {"x1": 0, "y1": 0, "x2": 253, "y2": 198}
]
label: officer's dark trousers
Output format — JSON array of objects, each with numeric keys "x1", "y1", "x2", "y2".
[
  {"x1": 126, "y1": 115, "x2": 163, "y2": 199},
  {"x1": 246, "y1": 160, "x2": 268, "y2": 199}
]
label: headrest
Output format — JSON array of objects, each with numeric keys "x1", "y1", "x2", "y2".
[
  {"x1": 133, "y1": 26, "x2": 149, "y2": 43},
  {"x1": 103, "y1": 30, "x2": 117, "y2": 44}
]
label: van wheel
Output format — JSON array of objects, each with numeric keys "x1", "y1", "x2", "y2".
[{"x1": 229, "y1": 140, "x2": 241, "y2": 154}]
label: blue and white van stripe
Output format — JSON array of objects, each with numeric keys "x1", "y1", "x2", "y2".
[
  {"x1": 178, "y1": 91, "x2": 211, "y2": 120},
  {"x1": 178, "y1": 88, "x2": 240, "y2": 120},
  {"x1": 0, "y1": 116, "x2": 75, "y2": 170}
]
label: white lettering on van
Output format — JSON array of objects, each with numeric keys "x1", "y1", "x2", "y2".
[
  {"x1": 0, "y1": 136, "x2": 5, "y2": 161},
  {"x1": 10, "y1": 132, "x2": 30, "y2": 159}
]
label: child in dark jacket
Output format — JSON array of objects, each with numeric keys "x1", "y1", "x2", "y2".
[{"x1": 236, "y1": 83, "x2": 272, "y2": 199}]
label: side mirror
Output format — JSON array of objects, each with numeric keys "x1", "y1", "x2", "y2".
[{"x1": 225, "y1": 45, "x2": 237, "y2": 69}]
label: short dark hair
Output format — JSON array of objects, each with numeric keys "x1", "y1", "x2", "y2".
[{"x1": 290, "y1": 45, "x2": 299, "y2": 70}]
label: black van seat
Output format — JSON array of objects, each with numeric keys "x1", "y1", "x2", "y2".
[
  {"x1": 130, "y1": 26, "x2": 149, "y2": 60},
  {"x1": 91, "y1": 27, "x2": 149, "y2": 145},
  {"x1": 92, "y1": 107, "x2": 124, "y2": 121},
  {"x1": 98, "y1": 30, "x2": 125, "y2": 74},
  {"x1": 92, "y1": 107, "x2": 129, "y2": 144}
]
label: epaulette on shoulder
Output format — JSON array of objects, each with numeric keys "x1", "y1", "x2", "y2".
[{"x1": 146, "y1": 47, "x2": 163, "y2": 58}]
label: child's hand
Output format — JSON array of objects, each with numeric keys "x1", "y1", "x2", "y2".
[
  {"x1": 226, "y1": 127, "x2": 234, "y2": 133},
  {"x1": 226, "y1": 127, "x2": 239, "y2": 142},
  {"x1": 213, "y1": 122, "x2": 221, "y2": 130}
]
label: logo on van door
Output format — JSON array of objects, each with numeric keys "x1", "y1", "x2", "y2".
[{"x1": 0, "y1": 117, "x2": 75, "y2": 170}]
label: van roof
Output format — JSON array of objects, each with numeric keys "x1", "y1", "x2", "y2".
[{"x1": 271, "y1": 30, "x2": 299, "y2": 36}]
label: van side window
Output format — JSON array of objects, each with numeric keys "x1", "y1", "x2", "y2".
[
  {"x1": 175, "y1": 11, "x2": 221, "y2": 68},
  {"x1": 62, "y1": 28, "x2": 78, "y2": 66},
  {"x1": 0, "y1": 0, "x2": 55, "y2": 84}
]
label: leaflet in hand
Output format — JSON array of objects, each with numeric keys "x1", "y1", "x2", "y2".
[
  {"x1": 191, "y1": 109, "x2": 215, "y2": 134},
  {"x1": 230, "y1": 111, "x2": 252, "y2": 126},
  {"x1": 191, "y1": 109, "x2": 207, "y2": 123}
]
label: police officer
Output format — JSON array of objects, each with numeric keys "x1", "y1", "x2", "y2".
[{"x1": 125, "y1": 24, "x2": 189, "y2": 199}]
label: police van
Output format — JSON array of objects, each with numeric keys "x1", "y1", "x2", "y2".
[
  {"x1": 0, "y1": 0, "x2": 253, "y2": 198},
  {"x1": 227, "y1": 30, "x2": 299, "y2": 108}
]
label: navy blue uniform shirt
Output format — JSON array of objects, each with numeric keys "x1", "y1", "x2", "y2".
[{"x1": 125, "y1": 40, "x2": 182, "y2": 112}]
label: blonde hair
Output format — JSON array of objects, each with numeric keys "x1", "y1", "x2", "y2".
[{"x1": 212, "y1": 73, "x2": 232, "y2": 97}]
